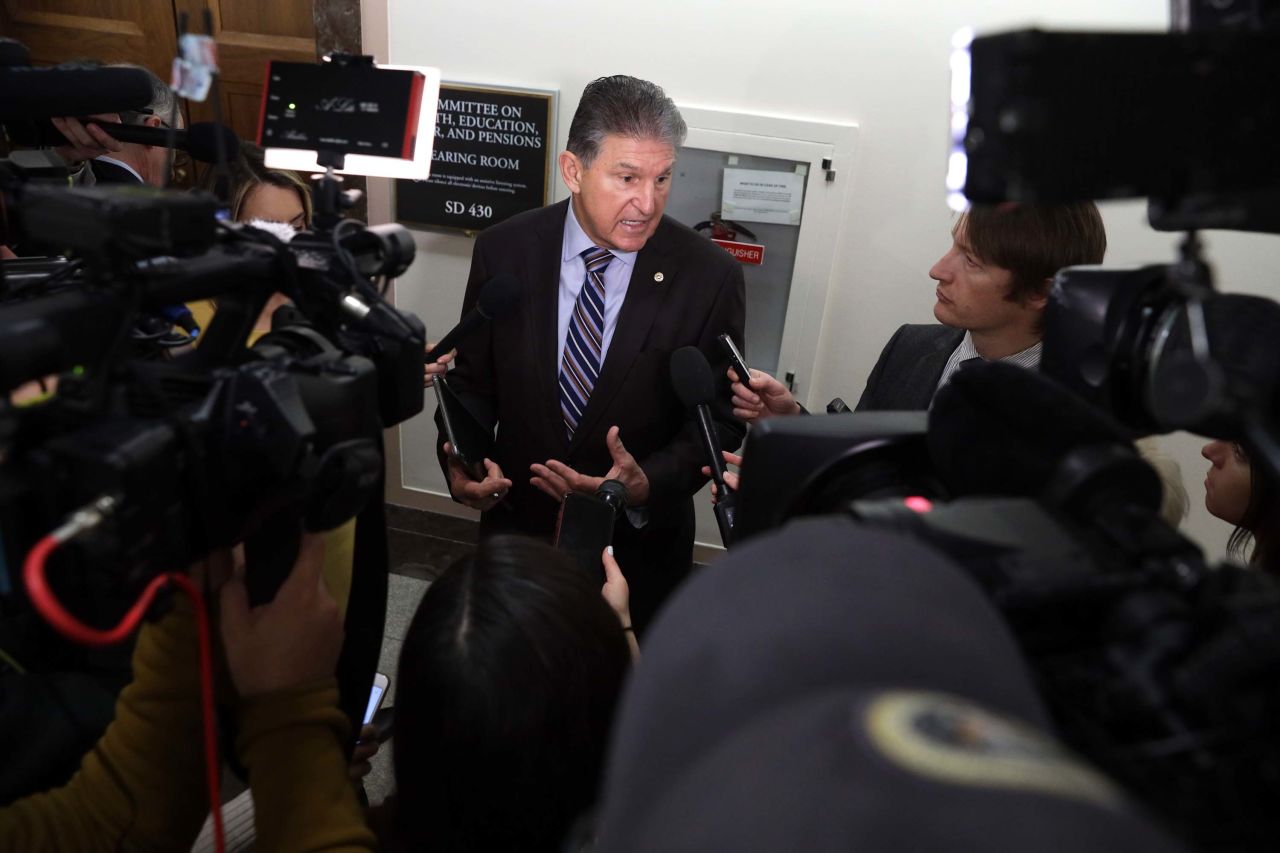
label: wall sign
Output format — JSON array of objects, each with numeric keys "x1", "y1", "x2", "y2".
[
  {"x1": 721, "y1": 167, "x2": 804, "y2": 226},
  {"x1": 711, "y1": 238, "x2": 766, "y2": 265},
  {"x1": 394, "y1": 83, "x2": 556, "y2": 232}
]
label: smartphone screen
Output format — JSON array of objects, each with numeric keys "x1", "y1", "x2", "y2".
[
  {"x1": 554, "y1": 492, "x2": 617, "y2": 582},
  {"x1": 364, "y1": 673, "x2": 389, "y2": 725}
]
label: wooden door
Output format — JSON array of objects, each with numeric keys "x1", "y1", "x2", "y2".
[
  {"x1": 2, "y1": 0, "x2": 334, "y2": 148},
  {"x1": 173, "y1": 0, "x2": 320, "y2": 147},
  {"x1": 0, "y1": 0, "x2": 177, "y2": 82}
]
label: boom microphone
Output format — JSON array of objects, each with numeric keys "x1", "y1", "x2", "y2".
[
  {"x1": 91, "y1": 122, "x2": 240, "y2": 165},
  {"x1": 10, "y1": 120, "x2": 240, "y2": 166},
  {"x1": 0, "y1": 65, "x2": 154, "y2": 119},
  {"x1": 424, "y1": 273, "x2": 521, "y2": 363},
  {"x1": 670, "y1": 345, "x2": 736, "y2": 545}
]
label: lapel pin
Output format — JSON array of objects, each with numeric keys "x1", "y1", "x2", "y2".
[{"x1": 654, "y1": 272, "x2": 665, "y2": 283}]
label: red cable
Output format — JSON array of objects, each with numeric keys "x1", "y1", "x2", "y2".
[
  {"x1": 23, "y1": 535, "x2": 227, "y2": 853},
  {"x1": 167, "y1": 573, "x2": 226, "y2": 853}
]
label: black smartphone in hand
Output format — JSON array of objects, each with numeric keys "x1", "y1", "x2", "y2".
[
  {"x1": 717, "y1": 333, "x2": 752, "y2": 387},
  {"x1": 434, "y1": 375, "x2": 492, "y2": 480},
  {"x1": 554, "y1": 491, "x2": 617, "y2": 582}
]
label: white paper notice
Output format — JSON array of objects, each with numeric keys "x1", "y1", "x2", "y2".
[{"x1": 721, "y1": 168, "x2": 804, "y2": 226}]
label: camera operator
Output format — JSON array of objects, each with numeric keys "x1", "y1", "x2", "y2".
[
  {"x1": 48, "y1": 63, "x2": 182, "y2": 189},
  {"x1": 0, "y1": 534, "x2": 376, "y2": 852},
  {"x1": 729, "y1": 201, "x2": 1106, "y2": 418}
]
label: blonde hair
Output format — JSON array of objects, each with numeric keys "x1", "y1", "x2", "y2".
[
  {"x1": 200, "y1": 141, "x2": 312, "y2": 227},
  {"x1": 229, "y1": 165, "x2": 312, "y2": 226},
  {"x1": 1134, "y1": 437, "x2": 1189, "y2": 529}
]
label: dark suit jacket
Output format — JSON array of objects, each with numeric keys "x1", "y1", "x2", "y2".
[
  {"x1": 855, "y1": 324, "x2": 964, "y2": 412},
  {"x1": 437, "y1": 200, "x2": 746, "y2": 624}
]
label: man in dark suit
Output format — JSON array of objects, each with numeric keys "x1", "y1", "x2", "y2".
[
  {"x1": 437, "y1": 75, "x2": 746, "y2": 632},
  {"x1": 727, "y1": 202, "x2": 1106, "y2": 417}
]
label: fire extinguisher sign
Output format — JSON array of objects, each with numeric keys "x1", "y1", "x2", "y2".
[{"x1": 711, "y1": 239, "x2": 765, "y2": 265}]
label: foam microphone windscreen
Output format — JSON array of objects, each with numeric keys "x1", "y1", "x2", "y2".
[
  {"x1": 475, "y1": 272, "x2": 522, "y2": 319},
  {"x1": 594, "y1": 516, "x2": 1051, "y2": 847},
  {"x1": 927, "y1": 361, "x2": 1139, "y2": 500},
  {"x1": 424, "y1": 273, "x2": 523, "y2": 363},
  {"x1": 669, "y1": 345, "x2": 715, "y2": 408},
  {"x1": 183, "y1": 122, "x2": 239, "y2": 164},
  {"x1": 0, "y1": 65, "x2": 154, "y2": 119}
]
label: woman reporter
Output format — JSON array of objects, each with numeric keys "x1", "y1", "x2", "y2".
[
  {"x1": 379, "y1": 536, "x2": 633, "y2": 853},
  {"x1": 1203, "y1": 439, "x2": 1278, "y2": 570}
]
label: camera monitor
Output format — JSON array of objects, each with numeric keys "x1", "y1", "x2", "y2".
[
  {"x1": 259, "y1": 57, "x2": 441, "y2": 180},
  {"x1": 947, "y1": 28, "x2": 1280, "y2": 220}
]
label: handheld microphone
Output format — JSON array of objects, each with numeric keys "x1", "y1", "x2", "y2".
[
  {"x1": 424, "y1": 273, "x2": 521, "y2": 363},
  {"x1": 670, "y1": 345, "x2": 736, "y2": 546},
  {"x1": 0, "y1": 65, "x2": 155, "y2": 119}
]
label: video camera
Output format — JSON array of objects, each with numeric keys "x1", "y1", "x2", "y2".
[
  {"x1": 0, "y1": 47, "x2": 428, "y2": 612},
  {"x1": 730, "y1": 13, "x2": 1280, "y2": 852}
]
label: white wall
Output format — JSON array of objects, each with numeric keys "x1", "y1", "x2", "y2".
[{"x1": 367, "y1": 0, "x2": 1280, "y2": 563}]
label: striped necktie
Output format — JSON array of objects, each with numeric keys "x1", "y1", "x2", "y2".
[{"x1": 559, "y1": 246, "x2": 612, "y2": 439}]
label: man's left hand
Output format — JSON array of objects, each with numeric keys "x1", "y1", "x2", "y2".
[{"x1": 530, "y1": 425, "x2": 650, "y2": 506}]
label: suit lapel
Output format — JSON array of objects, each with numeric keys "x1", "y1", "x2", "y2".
[
  {"x1": 909, "y1": 330, "x2": 963, "y2": 408},
  {"x1": 532, "y1": 201, "x2": 571, "y2": 453},
  {"x1": 568, "y1": 219, "x2": 674, "y2": 453}
]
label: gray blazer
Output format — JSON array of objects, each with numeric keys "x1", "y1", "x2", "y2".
[{"x1": 854, "y1": 324, "x2": 964, "y2": 411}]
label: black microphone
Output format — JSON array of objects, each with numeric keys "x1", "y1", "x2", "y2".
[
  {"x1": 424, "y1": 273, "x2": 522, "y2": 363},
  {"x1": 0, "y1": 65, "x2": 154, "y2": 119},
  {"x1": 17, "y1": 120, "x2": 240, "y2": 165},
  {"x1": 89, "y1": 121, "x2": 240, "y2": 165},
  {"x1": 670, "y1": 345, "x2": 736, "y2": 545}
]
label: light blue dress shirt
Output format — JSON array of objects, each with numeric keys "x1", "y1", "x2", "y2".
[{"x1": 557, "y1": 201, "x2": 638, "y2": 375}]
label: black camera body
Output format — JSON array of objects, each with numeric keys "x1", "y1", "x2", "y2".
[
  {"x1": 737, "y1": 401, "x2": 1280, "y2": 848},
  {"x1": 851, "y1": 488, "x2": 1280, "y2": 849},
  {"x1": 727, "y1": 20, "x2": 1280, "y2": 847},
  {"x1": 0, "y1": 89, "x2": 426, "y2": 610}
]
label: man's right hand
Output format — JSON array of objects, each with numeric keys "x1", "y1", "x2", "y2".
[
  {"x1": 729, "y1": 367, "x2": 802, "y2": 423},
  {"x1": 444, "y1": 442, "x2": 512, "y2": 511},
  {"x1": 50, "y1": 115, "x2": 125, "y2": 166}
]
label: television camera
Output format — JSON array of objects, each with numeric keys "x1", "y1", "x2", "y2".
[{"x1": 0, "y1": 51, "x2": 428, "y2": 616}]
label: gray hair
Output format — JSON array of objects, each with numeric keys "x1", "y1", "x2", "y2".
[
  {"x1": 111, "y1": 63, "x2": 182, "y2": 129},
  {"x1": 566, "y1": 75, "x2": 686, "y2": 167}
]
